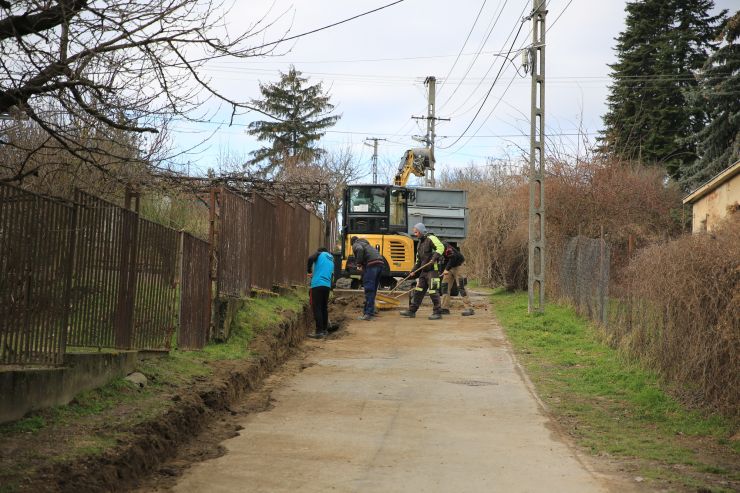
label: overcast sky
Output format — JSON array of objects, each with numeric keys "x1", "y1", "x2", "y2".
[{"x1": 171, "y1": 0, "x2": 736, "y2": 180}]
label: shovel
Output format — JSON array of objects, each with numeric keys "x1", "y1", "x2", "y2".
[{"x1": 375, "y1": 261, "x2": 434, "y2": 310}]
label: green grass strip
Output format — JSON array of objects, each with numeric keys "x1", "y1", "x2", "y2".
[{"x1": 490, "y1": 289, "x2": 738, "y2": 492}]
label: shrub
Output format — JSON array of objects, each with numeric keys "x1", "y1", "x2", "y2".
[{"x1": 614, "y1": 217, "x2": 739, "y2": 417}]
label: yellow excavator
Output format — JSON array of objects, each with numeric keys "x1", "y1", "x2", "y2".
[{"x1": 339, "y1": 148, "x2": 432, "y2": 289}]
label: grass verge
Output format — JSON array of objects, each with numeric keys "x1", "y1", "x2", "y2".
[
  {"x1": 490, "y1": 289, "x2": 738, "y2": 493},
  {"x1": 0, "y1": 289, "x2": 307, "y2": 492}
]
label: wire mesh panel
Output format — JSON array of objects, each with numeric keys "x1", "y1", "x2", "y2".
[
  {"x1": 131, "y1": 217, "x2": 179, "y2": 350},
  {"x1": 179, "y1": 233, "x2": 211, "y2": 350},
  {"x1": 68, "y1": 191, "x2": 127, "y2": 349},
  {"x1": 0, "y1": 183, "x2": 73, "y2": 365},
  {"x1": 249, "y1": 193, "x2": 276, "y2": 290},
  {"x1": 217, "y1": 188, "x2": 252, "y2": 297},
  {"x1": 559, "y1": 235, "x2": 610, "y2": 324}
]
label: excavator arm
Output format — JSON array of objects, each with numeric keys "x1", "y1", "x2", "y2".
[{"x1": 393, "y1": 148, "x2": 433, "y2": 187}]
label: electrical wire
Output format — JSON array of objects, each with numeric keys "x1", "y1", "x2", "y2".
[
  {"x1": 437, "y1": 0, "x2": 489, "y2": 95},
  {"x1": 547, "y1": 0, "x2": 575, "y2": 32},
  {"x1": 438, "y1": 19, "x2": 527, "y2": 149},
  {"x1": 445, "y1": 0, "x2": 532, "y2": 118},
  {"x1": 246, "y1": 0, "x2": 408, "y2": 52},
  {"x1": 181, "y1": 1, "x2": 409, "y2": 66},
  {"x1": 438, "y1": 0, "x2": 510, "y2": 109}
]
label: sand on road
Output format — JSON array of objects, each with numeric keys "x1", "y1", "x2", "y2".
[{"x1": 171, "y1": 292, "x2": 632, "y2": 493}]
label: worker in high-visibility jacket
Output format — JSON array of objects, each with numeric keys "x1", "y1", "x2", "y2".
[{"x1": 400, "y1": 223, "x2": 444, "y2": 320}]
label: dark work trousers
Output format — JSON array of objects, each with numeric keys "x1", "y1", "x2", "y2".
[
  {"x1": 310, "y1": 286, "x2": 331, "y2": 333},
  {"x1": 409, "y1": 270, "x2": 442, "y2": 314},
  {"x1": 362, "y1": 264, "x2": 383, "y2": 316}
]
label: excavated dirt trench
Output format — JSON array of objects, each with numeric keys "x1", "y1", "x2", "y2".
[{"x1": 18, "y1": 300, "x2": 354, "y2": 493}]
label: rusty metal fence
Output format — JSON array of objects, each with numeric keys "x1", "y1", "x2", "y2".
[
  {"x1": 0, "y1": 183, "x2": 73, "y2": 365},
  {"x1": 131, "y1": 217, "x2": 179, "y2": 350},
  {"x1": 1, "y1": 182, "x2": 325, "y2": 363},
  {"x1": 249, "y1": 193, "x2": 276, "y2": 290},
  {"x1": 179, "y1": 233, "x2": 211, "y2": 350},
  {"x1": 213, "y1": 189, "x2": 324, "y2": 297},
  {"x1": 217, "y1": 188, "x2": 252, "y2": 297}
]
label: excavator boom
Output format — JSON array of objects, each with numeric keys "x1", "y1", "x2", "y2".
[{"x1": 393, "y1": 148, "x2": 433, "y2": 187}]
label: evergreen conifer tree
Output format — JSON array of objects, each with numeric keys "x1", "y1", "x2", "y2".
[
  {"x1": 601, "y1": 0, "x2": 725, "y2": 179},
  {"x1": 681, "y1": 11, "x2": 739, "y2": 190},
  {"x1": 247, "y1": 66, "x2": 340, "y2": 175}
]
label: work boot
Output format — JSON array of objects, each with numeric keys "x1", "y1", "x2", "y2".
[
  {"x1": 359, "y1": 314, "x2": 373, "y2": 321},
  {"x1": 440, "y1": 308, "x2": 451, "y2": 315},
  {"x1": 400, "y1": 310, "x2": 416, "y2": 318},
  {"x1": 462, "y1": 308, "x2": 475, "y2": 316},
  {"x1": 308, "y1": 331, "x2": 327, "y2": 339},
  {"x1": 328, "y1": 322, "x2": 340, "y2": 333},
  {"x1": 428, "y1": 312, "x2": 442, "y2": 320}
]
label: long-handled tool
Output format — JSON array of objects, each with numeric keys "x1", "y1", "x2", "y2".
[{"x1": 375, "y1": 261, "x2": 434, "y2": 310}]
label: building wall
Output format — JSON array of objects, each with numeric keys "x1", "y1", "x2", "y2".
[{"x1": 691, "y1": 173, "x2": 740, "y2": 233}]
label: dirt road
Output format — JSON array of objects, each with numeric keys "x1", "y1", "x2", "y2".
[{"x1": 169, "y1": 292, "x2": 627, "y2": 492}]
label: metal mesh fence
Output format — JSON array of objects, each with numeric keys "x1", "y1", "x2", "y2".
[
  {"x1": 558, "y1": 235, "x2": 610, "y2": 325},
  {"x1": 0, "y1": 183, "x2": 73, "y2": 365}
]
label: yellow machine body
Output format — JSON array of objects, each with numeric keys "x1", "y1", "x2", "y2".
[{"x1": 341, "y1": 233, "x2": 415, "y2": 277}]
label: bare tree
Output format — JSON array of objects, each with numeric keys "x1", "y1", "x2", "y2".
[{"x1": 0, "y1": 0, "x2": 284, "y2": 185}]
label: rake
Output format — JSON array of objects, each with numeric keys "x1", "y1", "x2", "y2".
[{"x1": 375, "y1": 261, "x2": 434, "y2": 310}]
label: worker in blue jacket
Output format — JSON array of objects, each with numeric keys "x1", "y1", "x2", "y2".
[{"x1": 306, "y1": 247, "x2": 335, "y2": 339}]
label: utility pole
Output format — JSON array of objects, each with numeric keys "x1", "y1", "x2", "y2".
[
  {"x1": 412, "y1": 76, "x2": 450, "y2": 187},
  {"x1": 364, "y1": 137, "x2": 386, "y2": 184},
  {"x1": 527, "y1": 0, "x2": 546, "y2": 313}
]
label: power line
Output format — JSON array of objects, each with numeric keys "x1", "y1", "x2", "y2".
[
  {"x1": 445, "y1": 0, "x2": 532, "y2": 117},
  {"x1": 547, "y1": 0, "x2": 575, "y2": 31},
  {"x1": 208, "y1": 48, "x2": 530, "y2": 66},
  {"x1": 437, "y1": 0, "x2": 489, "y2": 95},
  {"x1": 438, "y1": 0, "x2": 510, "y2": 109},
  {"x1": 246, "y1": 0, "x2": 408, "y2": 52},
  {"x1": 438, "y1": 19, "x2": 527, "y2": 149},
  {"x1": 181, "y1": 1, "x2": 409, "y2": 66}
]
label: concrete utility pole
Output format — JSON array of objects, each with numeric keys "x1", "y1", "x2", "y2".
[
  {"x1": 364, "y1": 137, "x2": 386, "y2": 184},
  {"x1": 412, "y1": 76, "x2": 450, "y2": 187},
  {"x1": 527, "y1": 0, "x2": 546, "y2": 313}
]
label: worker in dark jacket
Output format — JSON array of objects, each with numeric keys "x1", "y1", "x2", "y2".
[
  {"x1": 351, "y1": 236, "x2": 384, "y2": 320},
  {"x1": 400, "y1": 223, "x2": 444, "y2": 320},
  {"x1": 440, "y1": 243, "x2": 474, "y2": 316}
]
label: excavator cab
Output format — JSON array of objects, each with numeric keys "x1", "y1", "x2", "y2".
[
  {"x1": 341, "y1": 185, "x2": 414, "y2": 287},
  {"x1": 344, "y1": 185, "x2": 409, "y2": 235}
]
